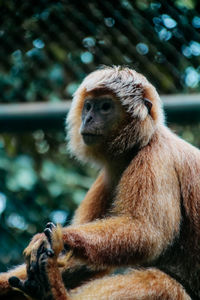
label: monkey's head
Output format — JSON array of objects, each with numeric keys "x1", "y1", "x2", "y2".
[{"x1": 67, "y1": 66, "x2": 164, "y2": 164}]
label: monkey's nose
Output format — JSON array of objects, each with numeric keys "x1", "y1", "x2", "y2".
[{"x1": 85, "y1": 115, "x2": 93, "y2": 125}]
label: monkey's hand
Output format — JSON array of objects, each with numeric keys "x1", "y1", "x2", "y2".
[{"x1": 9, "y1": 223, "x2": 69, "y2": 300}]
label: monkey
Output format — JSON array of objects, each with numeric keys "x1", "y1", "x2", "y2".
[{"x1": 0, "y1": 66, "x2": 200, "y2": 299}]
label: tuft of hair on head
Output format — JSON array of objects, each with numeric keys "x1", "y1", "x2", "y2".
[{"x1": 75, "y1": 66, "x2": 165, "y2": 124}]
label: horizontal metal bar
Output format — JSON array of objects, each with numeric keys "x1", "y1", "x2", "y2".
[
  {"x1": 0, "y1": 102, "x2": 71, "y2": 132},
  {"x1": 162, "y1": 94, "x2": 200, "y2": 125},
  {"x1": 0, "y1": 94, "x2": 199, "y2": 132}
]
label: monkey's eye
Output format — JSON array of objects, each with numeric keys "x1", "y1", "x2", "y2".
[
  {"x1": 85, "y1": 102, "x2": 92, "y2": 112},
  {"x1": 100, "y1": 102, "x2": 112, "y2": 113}
]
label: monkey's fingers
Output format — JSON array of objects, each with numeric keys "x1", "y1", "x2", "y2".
[
  {"x1": 9, "y1": 247, "x2": 55, "y2": 299},
  {"x1": 28, "y1": 242, "x2": 46, "y2": 276},
  {"x1": 9, "y1": 276, "x2": 39, "y2": 298},
  {"x1": 37, "y1": 251, "x2": 69, "y2": 300},
  {"x1": 9, "y1": 276, "x2": 24, "y2": 290},
  {"x1": 44, "y1": 228, "x2": 54, "y2": 256},
  {"x1": 25, "y1": 240, "x2": 50, "y2": 289},
  {"x1": 23, "y1": 232, "x2": 45, "y2": 259},
  {"x1": 44, "y1": 224, "x2": 64, "y2": 258},
  {"x1": 44, "y1": 228, "x2": 55, "y2": 258},
  {"x1": 45, "y1": 222, "x2": 56, "y2": 230},
  {"x1": 44, "y1": 222, "x2": 57, "y2": 257}
]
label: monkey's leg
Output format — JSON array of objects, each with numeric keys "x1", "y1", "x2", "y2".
[{"x1": 69, "y1": 268, "x2": 191, "y2": 300}]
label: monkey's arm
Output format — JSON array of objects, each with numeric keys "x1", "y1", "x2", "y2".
[
  {"x1": 62, "y1": 215, "x2": 170, "y2": 267},
  {"x1": 23, "y1": 170, "x2": 110, "y2": 274},
  {"x1": 72, "y1": 171, "x2": 109, "y2": 225}
]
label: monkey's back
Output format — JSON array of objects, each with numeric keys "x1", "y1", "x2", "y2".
[{"x1": 151, "y1": 126, "x2": 200, "y2": 298}]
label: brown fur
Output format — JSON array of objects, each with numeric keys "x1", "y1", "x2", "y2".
[{"x1": 1, "y1": 66, "x2": 200, "y2": 299}]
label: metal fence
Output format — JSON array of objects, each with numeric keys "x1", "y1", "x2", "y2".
[{"x1": 0, "y1": 0, "x2": 200, "y2": 106}]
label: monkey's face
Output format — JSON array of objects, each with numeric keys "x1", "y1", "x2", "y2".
[
  {"x1": 67, "y1": 67, "x2": 164, "y2": 163},
  {"x1": 80, "y1": 96, "x2": 124, "y2": 146}
]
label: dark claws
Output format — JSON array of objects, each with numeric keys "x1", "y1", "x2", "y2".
[
  {"x1": 44, "y1": 223, "x2": 56, "y2": 248},
  {"x1": 45, "y1": 222, "x2": 56, "y2": 230},
  {"x1": 44, "y1": 227, "x2": 55, "y2": 257},
  {"x1": 44, "y1": 228, "x2": 53, "y2": 246}
]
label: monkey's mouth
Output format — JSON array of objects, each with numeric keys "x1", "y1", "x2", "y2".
[{"x1": 81, "y1": 133, "x2": 103, "y2": 145}]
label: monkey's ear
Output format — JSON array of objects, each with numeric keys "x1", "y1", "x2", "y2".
[{"x1": 144, "y1": 98, "x2": 152, "y2": 114}]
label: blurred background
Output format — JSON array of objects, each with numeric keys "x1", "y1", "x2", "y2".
[{"x1": 0, "y1": 0, "x2": 200, "y2": 271}]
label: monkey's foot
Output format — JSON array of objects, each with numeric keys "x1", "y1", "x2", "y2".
[{"x1": 9, "y1": 223, "x2": 67, "y2": 300}]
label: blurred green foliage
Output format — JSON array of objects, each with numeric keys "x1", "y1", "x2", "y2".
[
  {"x1": 0, "y1": 0, "x2": 200, "y2": 271},
  {"x1": 0, "y1": 130, "x2": 97, "y2": 271}
]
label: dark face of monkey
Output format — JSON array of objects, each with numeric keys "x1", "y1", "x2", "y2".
[{"x1": 80, "y1": 96, "x2": 123, "y2": 146}]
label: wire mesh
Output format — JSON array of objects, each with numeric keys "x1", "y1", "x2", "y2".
[{"x1": 0, "y1": 0, "x2": 200, "y2": 105}]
